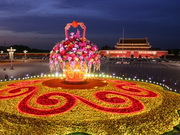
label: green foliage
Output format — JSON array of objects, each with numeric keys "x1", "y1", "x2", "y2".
[
  {"x1": 162, "y1": 110, "x2": 180, "y2": 135},
  {"x1": 101, "y1": 45, "x2": 115, "y2": 50},
  {"x1": 0, "y1": 45, "x2": 50, "y2": 53}
]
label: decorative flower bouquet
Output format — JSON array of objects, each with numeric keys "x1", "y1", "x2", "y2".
[{"x1": 49, "y1": 21, "x2": 101, "y2": 82}]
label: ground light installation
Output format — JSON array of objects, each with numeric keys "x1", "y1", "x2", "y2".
[
  {"x1": 0, "y1": 78, "x2": 158, "y2": 115},
  {"x1": 0, "y1": 73, "x2": 179, "y2": 134}
]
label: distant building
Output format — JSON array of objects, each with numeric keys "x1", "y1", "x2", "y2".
[
  {"x1": 100, "y1": 38, "x2": 168, "y2": 58},
  {"x1": 115, "y1": 38, "x2": 151, "y2": 50}
]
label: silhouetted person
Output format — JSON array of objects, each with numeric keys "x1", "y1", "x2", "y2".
[{"x1": 5, "y1": 74, "x2": 9, "y2": 80}]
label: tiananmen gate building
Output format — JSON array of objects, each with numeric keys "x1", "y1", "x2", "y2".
[{"x1": 100, "y1": 38, "x2": 168, "y2": 58}]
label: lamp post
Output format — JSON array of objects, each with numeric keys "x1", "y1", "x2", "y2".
[
  {"x1": 7, "y1": 47, "x2": 16, "y2": 70},
  {"x1": 23, "y1": 50, "x2": 28, "y2": 59},
  {"x1": 0, "y1": 51, "x2": 3, "y2": 59},
  {"x1": 1, "y1": 51, "x2": 3, "y2": 57}
]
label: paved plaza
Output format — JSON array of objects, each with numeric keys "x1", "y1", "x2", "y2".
[{"x1": 0, "y1": 59, "x2": 179, "y2": 93}]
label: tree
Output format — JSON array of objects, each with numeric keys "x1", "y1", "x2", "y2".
[
  {"x1": 101, "y1": 45, "x2": 112, "y2": 50},
  {"x1": 11, "y1": 45, "x2": 31, "y2": 53}
]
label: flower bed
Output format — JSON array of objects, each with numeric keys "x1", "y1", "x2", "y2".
[{"x1": 0, "y1": 76, "x2": 179, "y2": 135}]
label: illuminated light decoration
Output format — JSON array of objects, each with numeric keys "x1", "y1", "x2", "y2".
[
  {"x1": 7, "y1": 80, "x2": 44, "y2": 87},
  {"x1": 17, "y1": 90, "x2": 144, "y2": 116},
  {"x1": 63, "y1": 62, "x2": 87, "y2": 82},
  {"x1": 71, "y1": 21, "x2": 79, "y2": 28},
  {"x1": 0, "y1": 73, "x2": 179, "y2": 135},
  {"x1": 115, "y1": 81, "x2": 158, "y2": 97},
  {"x1": 18, "y1": 92, "x2": 77, "y2": 116},
  {"x1": 42, "y1": 78, "x2": 107, "y2": 89},
  {"x1": 3, "y1": 73, "x2": 177, "y2": 94},
  {"x1": 76, "y1": 91, "x2": 144, "y2": 114},
  {"x1": 0, "y1": 86, "x2": 37, "y2": 99},
  {"x1": 0, "y1": 74, "x2": 178, "y2": 120},
  {"x1": 64, "y1": 69, "x2": 86, "y2": 82},
  {"x1": 0, "y1": 77, "x2": 161, "y2": 116},
  {"x1": 49, "y1": 21, "x2": 101, "y2": 82}
]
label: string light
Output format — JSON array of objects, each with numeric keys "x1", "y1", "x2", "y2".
[{"x1": 0, "y1": 73, "x2": 178, "y2": 93}]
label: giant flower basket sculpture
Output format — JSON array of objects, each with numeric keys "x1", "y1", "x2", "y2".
[{"x1": 49, "y1": 21, "x2": 101, "y2": 82}]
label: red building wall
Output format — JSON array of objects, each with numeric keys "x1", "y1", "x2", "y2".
[{"x1": 100, "y1": 50, "x2": 168, "y2": 58}]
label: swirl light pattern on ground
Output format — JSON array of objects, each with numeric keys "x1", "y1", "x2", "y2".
[
  {"x1": 0, "y1": 76, "x2": 179, "y2": 135},
  {"x1": 0, "y1": 78, "x2": 158, "y2": 116}
]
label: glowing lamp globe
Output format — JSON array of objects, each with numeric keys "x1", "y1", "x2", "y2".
[{"x1": 49, "y1": 21, "x2": 101, "y2": 82}]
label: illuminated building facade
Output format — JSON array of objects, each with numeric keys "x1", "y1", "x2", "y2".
[
  {"x1": 115, "y1": 38, "x2": 151, "y2": 50},
  {"x1": 100, "y1": 38, "x2": 168, "y2": 58}
]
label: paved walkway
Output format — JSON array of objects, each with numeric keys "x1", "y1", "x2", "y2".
[
  {"x1": 0, "y1": 59, "x2": 179, "y2": 93},
  {"x1": 0, "y1": 60, "x2": 50, "y2": 79}
]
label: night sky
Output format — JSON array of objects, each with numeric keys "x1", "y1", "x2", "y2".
[{"x1": 0, "y1": 0, "x2": 180, "y2": 50}]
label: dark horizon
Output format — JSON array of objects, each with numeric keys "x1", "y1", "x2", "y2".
[{"x1": 0, "y1": 0, "x2": 180, "y2": 50}]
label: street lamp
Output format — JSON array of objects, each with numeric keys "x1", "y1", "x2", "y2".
[
  {"x1": 0, "y1": 51, "x2": 3, "y2": 59},
  {"x1": 7, "y1": 47, "x2": 16, "y2": 70},
  {"x1": 23, "y1": 50, "x2": 28, "y2": 59}
]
